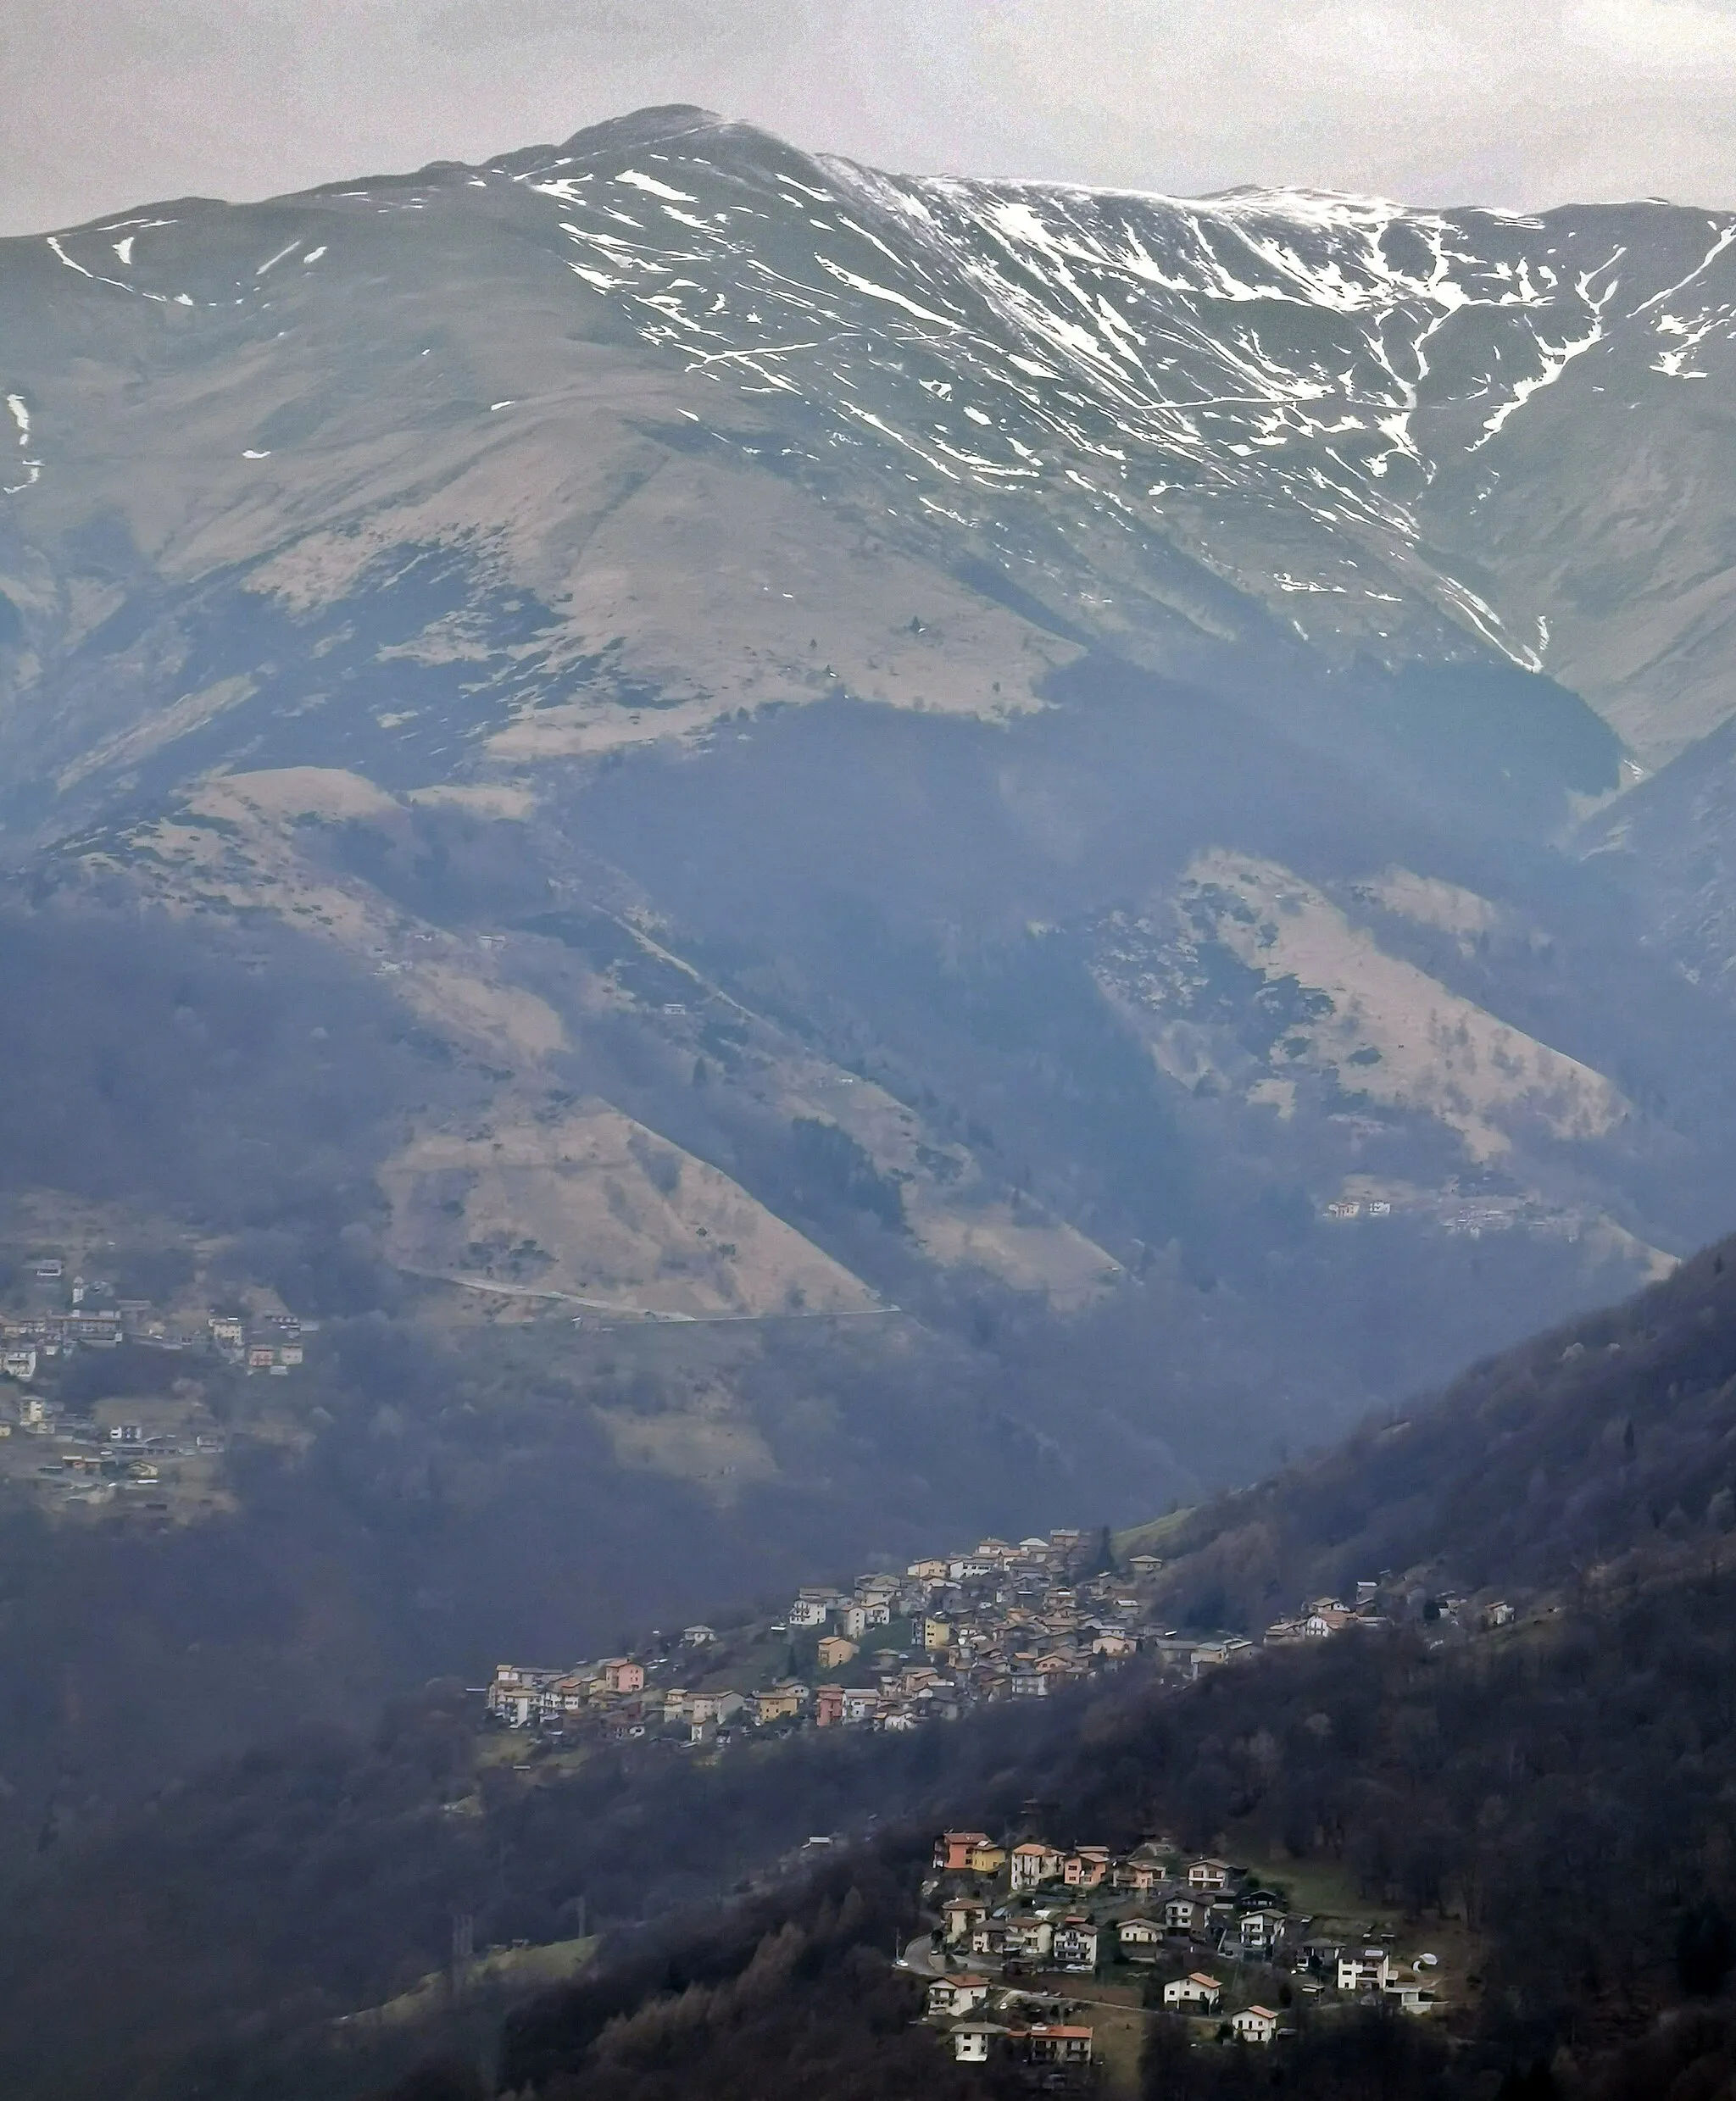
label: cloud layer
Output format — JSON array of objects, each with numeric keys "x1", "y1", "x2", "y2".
[{"x1": 2, "y1": 0, "x2": 1735, "y2": 235}]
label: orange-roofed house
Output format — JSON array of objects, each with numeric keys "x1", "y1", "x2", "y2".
[
  {"x1": 935, "y1": 1830, "x2": 993, "y2": 1872},
  {"x1": 1063, "y1": 1846, "x2": 1113, "y2": 1888},
  {"x1": 1027, "y1": 2026, "x2": 1093, "y2": 2066},
  {"x1": 1163, "y1": 1974, "x2": 1224, "y2": 2012}
]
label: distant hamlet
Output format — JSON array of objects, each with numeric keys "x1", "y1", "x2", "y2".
[{"x1": 485, "y1": 1526, "x2": 1507, "y2": 1749}]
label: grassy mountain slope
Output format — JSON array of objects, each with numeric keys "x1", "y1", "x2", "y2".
[{"x1": 3, "y1": 109, "x2": 1734, "y2": 1400}]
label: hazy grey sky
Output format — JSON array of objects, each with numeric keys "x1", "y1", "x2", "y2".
[{"x1": 4, "y1": 0, "x2": 1736, "y2": 236}]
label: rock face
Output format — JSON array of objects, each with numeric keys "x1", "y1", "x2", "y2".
[{"x1": 3, "y1": 106, "x2": 1736, "y2": 1437}]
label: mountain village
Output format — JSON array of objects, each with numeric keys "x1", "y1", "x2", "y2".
[
  {"x1": 0, "y1": 1253, "x2": 309, "y2": 1510},
  {"x1": 913, "y1": 1829, "x2": 1445, "y2": 2076},
  {"x1": 482, "y1": 1526, "x2": 1493, "y2": 1751},
  {"x1": 487, "y1": 1529, "x2": 1220, "y2": 1748}
]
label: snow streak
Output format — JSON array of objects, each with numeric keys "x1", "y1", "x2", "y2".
[
  {"x1": 3, "y1": 392, "x2": 40, "y2": 493},
  {"x1": 492, "y1": 137, "x2": 1736, "y2": 663}
]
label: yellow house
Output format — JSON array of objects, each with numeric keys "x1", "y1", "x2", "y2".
[
  {"x1": 816, "y1": 1634, "x2": 858, "y2": 1671},
  {"x1": 754, "y1": 1684, "x2": 806, "y2": 1725},
  {"x1": 923, "y1": 1617, "x2": 952, "y2": 1653},
  {"x1": 966, "y1": 1840, "x2": 1007, "y2": 1875}
]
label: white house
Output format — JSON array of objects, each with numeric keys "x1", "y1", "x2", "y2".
[
  {"x1": 1116, "y1": 1916, "x2": 1165, "y2": 1959},
  {"x1": 1010, "y1": 1841, "x2": 1064, "y2": 1891},
  {"x1": 1338, "y1": 1948, "x2": 1391, "y2": 1993},
  {"x1": 1163, "y1": 1973, "x2": 1223, "y2": 2012},
  {"x1": 927, "y1": 1975, "x2": 991, "y2": 2017},
  {"x1": 949, "y1": 2022, "x2": 1010, "y2": 2064},
  {"x1": 1233, "y1": 2007, "x2": 1279, "y2": 2045},
  {"x1": 487, "y1": 1672, "x2": 541, "y2": 1726},
  {"x1": 1051, "y1": 1918, "x2": 1099, "y2": 1972},
  {"x1": 1238, "y1": 1909, "x2": 1288, "y2": 1954}
]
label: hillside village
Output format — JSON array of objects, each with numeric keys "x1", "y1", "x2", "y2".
[
  {"x1": 0, "y1": 1250, "x2": 309, "y2": 1512},
  {"x1": 489, "y1": 1516, "x2": 1464, "y2": 2093},
  {"x1": 0, "y1": 1253, "x2": 307, "y2": 1371},
  {"x1": 914, "y1": 1830, "x2": 1445, "y2": 2076},
  {"x1": 484, "y1": 1526, "x2": 1507, "y2": 1751},
  {"x1": 487, "y1": 1528, "x2": 1196, "y2": 1747}
]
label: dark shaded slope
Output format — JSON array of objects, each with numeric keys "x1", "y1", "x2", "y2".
[
  {"x1": 497, "y1": 1560, "x2": 1736, "y2": 2101},
  {"x1": 12, "y1": 1231, "x2": 1736, "y2": 2098},
  {"x1": 0, "y1": 1683, "x2": 1084, "y2": 2101},
  {"x1": 1142, "y1": 1232, "x2": 1736, "y2": 1631}
]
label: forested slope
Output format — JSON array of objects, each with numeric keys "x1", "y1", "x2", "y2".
[
  {"x1": 12, "y1": 1227, "x2": 1736, "y2": 2097},
  {"x1": 1138, "y1": 1231, "x2": 1736, "y2": 1631},
  {"x1": 0, "y1": 1681, "x2": 1083, "y2": 2101},
  {"x1": 492, "y1": 1558, "x2": 1736, "y2": 2101}
]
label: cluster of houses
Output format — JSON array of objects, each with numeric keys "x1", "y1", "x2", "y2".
[
  {"x1": 203, "y1": 1310, "x2": 307, "y2": 1375},
  {"x1": 1264, "y1": 1582, "x2": 1387, "y2": 1644},
  {"x1": 0, "y1": 1254, "x2": 309, "y2": 1392},
  {"x1": 921, "y1": 1833, "x2": 1442, "y2": 2065},
  {"x1": 484, "y1": 1529, "x2": 1418, "y2": 1753},
  {"x1": 0, "y1": 1261, "x2": 309, "y2": 1509},
  {"x1": 0, "y1": 1384, "x2": 228, "y2": 1506},
  {"x1": 486, "y1": 1529, "x2": 1233, "y2": 1749},
  {"x1": 922, "y1": 1974, "x2": 1098, "y2": 2077}
]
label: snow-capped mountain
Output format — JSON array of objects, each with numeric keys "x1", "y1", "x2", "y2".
[
  {"x1": 494, "y1": 108, "x2": 1736, "y2": 736},
  {"x1": 5, "y1": 103, "x2": 1736, "y2": 814},
  {"x1": 5, "y1": 107, "x2": 1736, "y2": 1442}
]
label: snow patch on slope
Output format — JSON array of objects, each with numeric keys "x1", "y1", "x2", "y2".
[
  {"x1": 492, "y1": 131, "x2": 1736, "y2": 664},
  {"x1": 3, "y1": 392, "x2": 40, "y2": 493}
]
